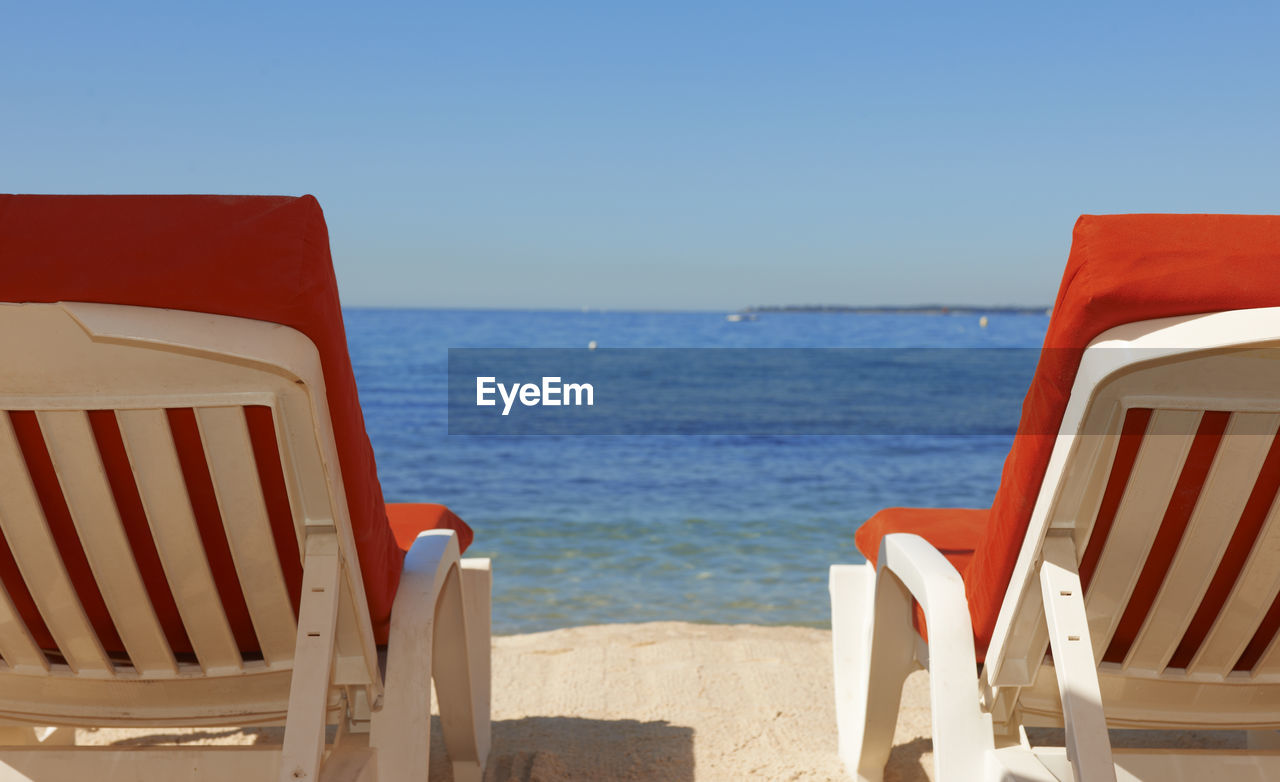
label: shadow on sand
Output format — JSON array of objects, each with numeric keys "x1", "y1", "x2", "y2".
[
  {"x1": 76, "y1": 716, "x2": 694, "y2": 781},
  {"x1": 431, "y1": 715, "x2": 694, "y2": 782},
  {"x1": 882, "y1": 735, "x2": 932, "y2": 782}
]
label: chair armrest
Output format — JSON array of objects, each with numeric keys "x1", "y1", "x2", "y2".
[
  {"x1": 374, "y1": 529, "x2": 489, "y2": 779},
  {"x1": 400, "y1": 529, "x2": 463, "y2": 588},
  {"x1": 874, "y1": 533, "x2": 994, "y2": 764},
  {"x1": 876, "y1": 533, "x2": 976, "y2": 663}
]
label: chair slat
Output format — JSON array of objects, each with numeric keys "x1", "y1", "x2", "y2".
[
  {"x1": 195, "y1": 406, "x2": 297, "y2": 665},
  {"x1": 0, "y1": 581, "x2": 49, "y2": 673},
  {"x1": 0, "y1": 414, "x2": 113, "y2": 675},
  {"x1": 1250, "y1": 620, "x2": 1280, "y2": 677},
  {"x1": 36, "y1": 411, "x2": 179, "y2": 676},
  {"x1": 1123, "y1": 413, "x2": 1280, "y2": 674},
  {"x1": 1191, "y1": 477, "x2": 1280, "y2": 677},
  {"x1": 115, "y1": 409, "x2": 242, "y2": 673},
  {"x1": 1085, "y1": 409, "x2": 1202, "y2": 661}
]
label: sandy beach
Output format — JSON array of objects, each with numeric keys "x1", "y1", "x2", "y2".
[
  {"x1": 475, "y1": 622, "x2": 849, "y2": 781},
  {"x1": 77, "y1": 622, "x2": 909, "y2": 780},
  {"x1": 80, "y1": 621, "x2": 1246, "y2": 781}
]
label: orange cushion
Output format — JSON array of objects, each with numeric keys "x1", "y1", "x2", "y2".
[
  {"x1": 855, "y1": 507, "x2": 987, "y2": 655},
  {"x1": 861, "y1": 216, "x2": 1280, "y2": 656},
  {"x1": 387, "y1": 503, "x2": 476, "y2": 553},
  {"x1": 0, "y1": 194, "x2": 473, "y2": 651},
  {"x1": 964, "y1": 215, "x2": 1280, "y2": 654}
]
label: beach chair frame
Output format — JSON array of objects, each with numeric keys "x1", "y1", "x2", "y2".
[
  {"x1": 832, "y1": 306, "x2": 1280, "y2": 781},
  {"x1": 0, "y1": 302, "x2": 490, "y2": 781}
]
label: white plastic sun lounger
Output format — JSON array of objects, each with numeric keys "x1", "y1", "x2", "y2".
[
  {"x1": 0, "y1": 302, "x2": 490, "y2": 782},
  {"x1": 832, "y1": 306, "x2": 1280, "y2": 781}
]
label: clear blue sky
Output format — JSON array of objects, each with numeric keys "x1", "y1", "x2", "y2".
[{"x1": 4, "y1": 3, "x2": 1278, "y2": 309}]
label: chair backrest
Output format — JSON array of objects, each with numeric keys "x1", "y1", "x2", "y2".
[
  {"x1": 0, "y1": 301, "x2": 380, "y2": 726},
  {"x1": 970, "y1": 214, "x2": 1280, "y2": 655},
  {"x1": 0, "y1": 194, "x2": 407, "y2": 647},
  {"x1": 984, "y1": 306, "x2": 1280, "y2": 730}
]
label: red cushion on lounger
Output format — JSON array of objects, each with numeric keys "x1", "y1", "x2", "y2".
[
  {"x1": 855, "y1": 507, "x2": 987, "y2": 575},
  {"x1": 859, "y1": 215, "x2": 1280, "y2": 656},
  {"x1": 938, "y1": 214, "x2": 1280, "y2": 656},
  {"x1": 387, "y1": 503, "x2": 475, "y2": 553},
  {"x1": 855, "y1": 507, "x2": 987, "y2": 651},
  {"x1": 0, "y1": 194, "x2": 473, "y2": 651}
]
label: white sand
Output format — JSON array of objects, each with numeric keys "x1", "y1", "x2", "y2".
[
  {"x1": 80, "y1": 622, "x2": 1243, "y2": 781},
  {"x1": 477, "y1": 622, "x2": 847, "y2": 781}
]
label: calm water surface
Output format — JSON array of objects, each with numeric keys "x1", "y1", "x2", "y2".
[{"x1": 345, "y1": 309, "x2": 1049, "y2": 634}]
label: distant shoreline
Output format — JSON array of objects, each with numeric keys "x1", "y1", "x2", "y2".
[
  {"x1": 342, "y1": 304, "x2": 1053, "y2": 314},
  {"x1": 744, "y1": 305, "x2": 1050, "y2": 315}
]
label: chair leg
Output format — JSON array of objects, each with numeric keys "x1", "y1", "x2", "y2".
[
  {"x1": 456, "y1": 559, "x2": 492, "y2": 781},
  {"x1": 370, "y1": 533, "x2": 492, "y2": 782},
  {"x1": 831, "y1": 564, "x2": 874, "y2": 772},
  {"x1": 372, "y1": 533, "x2": 454, "y2": 781},
  {"x1": 859, "y1": 567, "x2": 920, "y2": 782},
  {"x1": 435, "y1": 561, "x2": 491, "y2": 782},
  {"x1": 831, "y1": 563, "x2": 917, "y2": 782}
]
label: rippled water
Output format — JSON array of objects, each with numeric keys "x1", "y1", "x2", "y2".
[{"x1": 345, "y1": 309, "x2": 1049, "y2": 633}]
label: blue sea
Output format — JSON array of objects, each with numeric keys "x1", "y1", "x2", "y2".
[{"x1": 344, "y1": 309, "x2": 1051, "y2": 634}]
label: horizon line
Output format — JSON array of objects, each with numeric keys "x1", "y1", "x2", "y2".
[{"x1": 341, "y1": 304, "x2": 1054, "y2": 314}]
